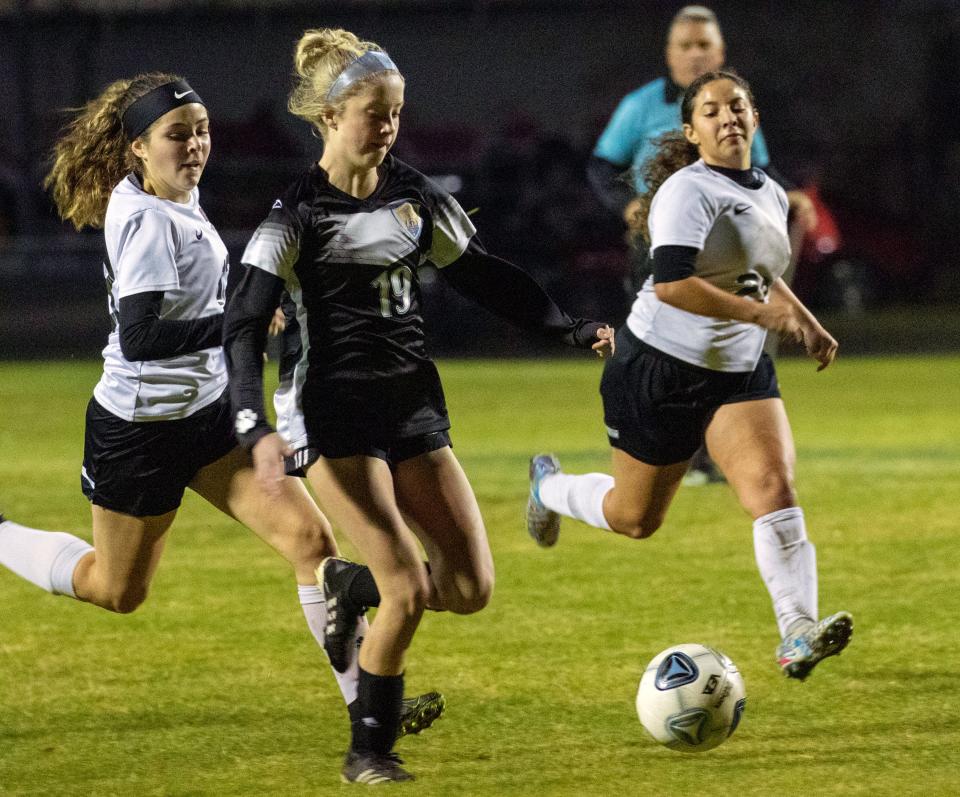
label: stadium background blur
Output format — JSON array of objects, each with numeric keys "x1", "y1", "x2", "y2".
[{"x1": 0, "y1": 0, "x2": 958, "y2": 359}]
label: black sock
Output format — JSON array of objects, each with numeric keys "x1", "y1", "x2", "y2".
[
  {"x1": 347, "y1": 565, "x2": 380, "y2": 608},
  {"x1": 350, "y1": 668, "x2": 404, "y2": 755},
  {"x1": 347, "y1": 561, "x2": 431, "y2": 609}
]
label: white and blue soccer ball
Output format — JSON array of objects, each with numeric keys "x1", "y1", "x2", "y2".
[{"x1": 636, "y1": 643, "x2": 746, "y2": 752}]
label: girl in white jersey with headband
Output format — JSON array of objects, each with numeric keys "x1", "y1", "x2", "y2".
[
  {"x1": 0, "y1": 72, "x2": 443, "y2": 739},
  {"x1": 527, "y1": 70, "x2": 853, "y2": 682}
]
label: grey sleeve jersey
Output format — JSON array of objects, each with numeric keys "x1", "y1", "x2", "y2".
[
  {"x1": 627, "y1": 161, "x2": 790, "y2": 372},
  {"x1": 422, "y1": 190, "x2": 476, "y2": 268},
  {"x1": 93, "y1": 175, "x2": 230, "y2": 421}
]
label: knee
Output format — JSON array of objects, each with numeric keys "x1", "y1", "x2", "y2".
[
  {"x1": 743, "y1": 468, "x2": 797, "y2": 515},
  {"x1": 611, "y1": 512, "x2": 664, "y2": 540},
  {"x1": 441, "y1": 570, "x2": 494, "y2": 615},
  {"x1": 291, "y1": 517, "x2": 338, "y2": 565},
  {"x1": 100, "y1": 584, "x2": 149, "y2": 614},
  {"x1": 382, "y1": 571, "x2": 431, "y2": 619}
]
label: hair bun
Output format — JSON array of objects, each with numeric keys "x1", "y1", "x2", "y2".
[{"x1": 294, "y1": 28, "x2": 362, "y2": 77}]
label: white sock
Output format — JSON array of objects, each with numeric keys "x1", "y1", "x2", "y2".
[
  {"x1": 0, "y1": 518, "x2": 93, "y2": 598},
  {"x1": 753, "y1": 507, "x2": 818, "y2": 638},
  {"x1": 298, "y1": 584, "x2": 367, "y2": 706},
  {"x1": 539, "y1": 472, "x2": 613, "y2": 530}
]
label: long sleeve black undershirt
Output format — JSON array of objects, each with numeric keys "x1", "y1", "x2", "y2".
[
  {"x1": 442, "y1": 242, "x2": 605, "y2": 348},
  {"x1": 222, "y1": 266, "x2": 285, "y2": 450},
  {"x1": 118, "y1": 291, "x2": 223, "y2": 361}
]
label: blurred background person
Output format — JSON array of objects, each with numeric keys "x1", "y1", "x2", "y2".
[{"x1": 587, "y1": 4, "x2": 816, "y2": 484}]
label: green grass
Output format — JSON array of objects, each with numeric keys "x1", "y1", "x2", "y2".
[{"x1": 1, "y1": 355, "x2": 959, "y2": 796}]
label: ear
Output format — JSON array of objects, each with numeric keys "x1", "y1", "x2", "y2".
[
  {"x1": 321, "y1": 106, "x2": 339, "y2": 132},
  {"x1": 682, "y1": 123, "x2": 699, "y2": 146},
  {"x1": 130, "y1": 138, "x2": 147, "y2": 160}
]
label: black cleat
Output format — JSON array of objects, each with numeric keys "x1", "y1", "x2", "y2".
[
  {"x1": 317, "y1": 556, "x2": 366, "y2": 674},
  {"x1": 398, "y1": 691, "x2": 445, "y2": 740},
  {"x1": 341, "y1": 750, "x2": 414, "y2": 784}
]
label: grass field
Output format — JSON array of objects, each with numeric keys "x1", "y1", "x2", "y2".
[{"x1": 1, "y1": 355, "x2": 958, "y2": 796}]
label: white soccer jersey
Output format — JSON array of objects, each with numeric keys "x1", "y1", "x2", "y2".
[
  {"x1": 627, "y1": 160, "x2": 790, "y2": 372},
  {"x1": 93, "y1": 175, "x2": 229, "y2": 421}
]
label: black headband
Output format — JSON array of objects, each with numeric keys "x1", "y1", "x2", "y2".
[{"x1": 121, "y1": 79, "x2": 205, "y2": 140}]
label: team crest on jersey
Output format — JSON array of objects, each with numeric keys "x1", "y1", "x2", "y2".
[{"x1": 391, "y1": 202, "x2": 423, "y2": 240}]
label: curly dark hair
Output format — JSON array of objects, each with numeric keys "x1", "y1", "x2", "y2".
[
  {"x1": 43, "y1": 72, "x2": 182, "y2": 230},
  {"x1": 634, "y1": 70, "x2": 756, "y2": 243}
]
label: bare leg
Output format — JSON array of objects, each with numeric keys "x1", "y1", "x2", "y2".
[
  {"x1": 72, "y1": 506, "x2": 177, "y2": 613},
  {"x1": 601, "y1": 449, "x2": 689, "y2": 538},
  {"x1": 306, "y1": 455, "x2": 428, "y2": 676},
  {"x1": 189, "y1": 446, "x2": 338, "y2": 583},
  {"x1": 393, "y1": 446, "x2": 493, "y2": 614},
  {"x1": 705, "y1": 398, "x2": 797, "y2": 518},
  {"x1": 706, "y1": 398, "x2": 822, "y2": 643}
]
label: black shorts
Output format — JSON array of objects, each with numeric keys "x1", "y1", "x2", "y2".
[
  {"x1": 81, "y1": 392, "x2": 238, "y2": 517},
  {"x1": 299, "y1": 366, "x2": 451, "y2": 465},
  {"x1": 285, "y1": 429, "x2": 453, "y2": 475},
  {"x1": 600, "y1": 328, "x2": 781, "y2": 466}
]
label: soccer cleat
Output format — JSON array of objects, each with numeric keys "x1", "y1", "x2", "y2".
[
  {"x1": 682, "y1": 448, "x2": 726, "y2": 486},
  {"x1": 397, "y1": 691, "x2": 445, "y2": 740},
  {"x1": 776, "y1": 611, "x2": 854, "y2": 681},
  {"x1": 526, "y1": 454, "x2": 562, "y2": 547},
  {"x1": 681, "y1": 463, "x2": 726, "y2": 486},
  {"x1": 341, "y1": 750, "x2": 414, "y2": 784},
  {"x1": 317, "y1": 556, "x2": 366, "y2": 674}
]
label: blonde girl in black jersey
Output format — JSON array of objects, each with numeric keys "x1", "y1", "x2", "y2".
[{"x1": 226, "y1": 27, "x2": 612, "y2": 784}]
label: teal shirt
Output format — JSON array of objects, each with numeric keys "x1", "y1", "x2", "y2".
[{"x1": 594, "y1": 77, "x2": 770, "y2": 192}]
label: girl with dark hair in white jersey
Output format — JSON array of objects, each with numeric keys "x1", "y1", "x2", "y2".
[
  {"x1": 0, "y1": 72, "x2": 442, "y2": 739},
  {"x1": 528, "y1": 71, "x2": 852, "y2": 682}
]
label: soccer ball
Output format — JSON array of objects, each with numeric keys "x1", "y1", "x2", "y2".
[{"x1": 636, "y1": 643, "x2": 746, "y2": 752}]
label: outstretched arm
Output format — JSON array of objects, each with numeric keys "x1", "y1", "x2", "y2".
[{"x1": 441, "y1": 243, "x2": 613, "y2": 356}]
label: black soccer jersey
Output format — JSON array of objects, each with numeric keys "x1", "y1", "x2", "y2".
[
  {"x1": 225, "y1": 155, "x2": 604, "y2": 451},
  {"x1": 242, "y1": 155, "x2": 475, "y2": 387}
]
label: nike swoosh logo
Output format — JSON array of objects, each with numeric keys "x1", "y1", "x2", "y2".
[
  {"x1": 174, "y1": 89, "x2": 194, "y2": 99},
  {"x1": 734, "y1": 203, "x2": 751, "y2": 215}
]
